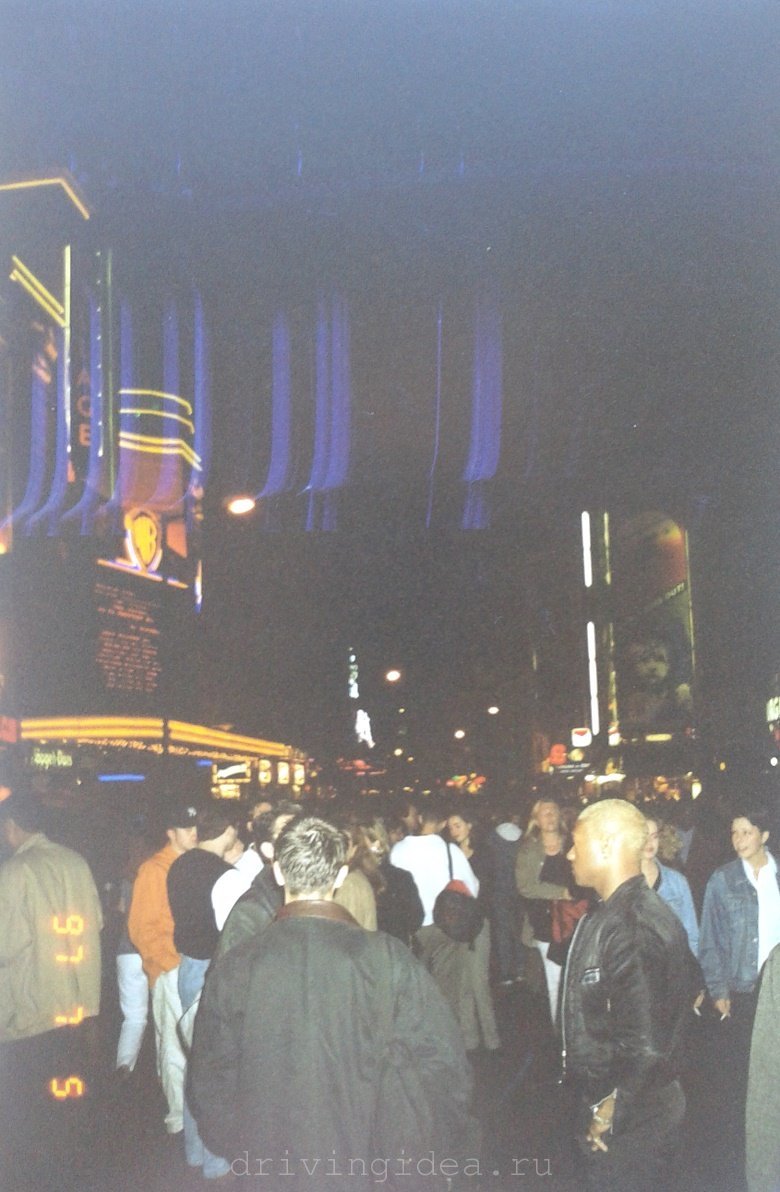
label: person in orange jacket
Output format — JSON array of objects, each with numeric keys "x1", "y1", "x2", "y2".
[{"x1": 128, "y1": 799, "x2": 197, "y2": 1136}]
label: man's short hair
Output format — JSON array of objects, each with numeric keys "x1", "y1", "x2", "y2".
[
  {"x1": 578, "y1": 798, "x2": 649, "y2": 857},
  {"x1": 731, "y1": 801, "x2": 773, "y2": 837},
  {"x1": 196, "y1": 803, "x2": 239, "y2": 843},
  {"x1": 420, "y1": 803, "x2": 444, "y2": 827},
  {"x1": 0, "y1": 792, "x2": 45, "y2": 833},
  {"x1": 274, "y1": 816, "x2": 349, "y2": 897},
  {"x1": 251, "y1": 800, "x2": 301, "y2": 850}
]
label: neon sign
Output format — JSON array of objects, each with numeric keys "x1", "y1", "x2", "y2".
[
  {"x1": 54, "y1": 1006, "x2": 84, "y2": 1026},
  {"x1": 49, "y1": 1077, "x2": 85, "y2": 1100},
  {"x1": 53, "y1": 915, "x2": 85, "y2": 964},
  {"x1": 49, "y1": 916, "x2": 87, "y2": 1099},
  {"x1": 124, "y1": 508, "x2": 163, "y2": 573}
]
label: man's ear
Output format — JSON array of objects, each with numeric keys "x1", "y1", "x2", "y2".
[
  {"x1": 333, "y1": 864, "x2": 349, "y2": 891},
  {"x1": 272, "y1": 860, "x2": 285, "y2": 887},
  {"x1": 259, "y1": 841, "x2": 274, "y2": 862}
]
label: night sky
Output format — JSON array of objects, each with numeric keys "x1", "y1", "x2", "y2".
[{"x1": 1, "y1": 2, "x2": 778, "y2": 771}]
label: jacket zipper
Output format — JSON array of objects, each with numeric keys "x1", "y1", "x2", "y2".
[{"x1": 559, "y1": 912, "x2": 588, "y2": 1083}]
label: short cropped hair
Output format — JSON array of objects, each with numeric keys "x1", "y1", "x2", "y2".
[
  {"x1": 251, "y1": 801, "x2": 301, "y2": 850},
  {"x1": 578, "y1": 798, "x2": 649, "y2": 856},
  {"x1": 275, "y1": 816, "x2": 349, "y2": 897},
  {"x1": 196, "y1": 803, "x2": 239, "y2": 844},
  {"x1": 731, "y1": 802, "x2": 773, "y2": 837},
  {"x1": 420, "y1": 803, "x2": 445, "y2": 827},
  {"x1": 0, "y1": 793, "x2": 44, "y2": 833}
]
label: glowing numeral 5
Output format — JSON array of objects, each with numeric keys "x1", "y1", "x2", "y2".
[
  {"x1": 54, "y1": 1006, "x2": 84, "y2": 1026},
  {"x1": 55, "y1": 944, "x2": 84, "y2": 964},
  {"x1": 49, "y1": 1076, "x2": 85, "y2": 1099},
  {"x1": 52, "y1": 914, "x2": 84, "y2": 935}
]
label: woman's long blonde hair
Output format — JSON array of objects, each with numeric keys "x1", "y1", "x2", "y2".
[{"x1": 526, "y1": 797, "x2": 563, "y2": 839}]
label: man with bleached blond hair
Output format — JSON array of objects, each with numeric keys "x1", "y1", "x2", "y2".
[{"x1": 562, "y1": 798, "x2": 696, "y2": 1192}]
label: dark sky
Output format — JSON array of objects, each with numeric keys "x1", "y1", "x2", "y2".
[{"x1": 1, "y1": 1, "x2": 778, "y2": 763}]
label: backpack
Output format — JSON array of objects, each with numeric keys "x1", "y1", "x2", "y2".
[{"x1": 433, "y1": 843, "x2": 484, "y2": 944}]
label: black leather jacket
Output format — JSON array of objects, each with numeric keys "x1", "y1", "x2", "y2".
[{"x1": 561, "y1": 875, "x2": 694, "y2": 1133}]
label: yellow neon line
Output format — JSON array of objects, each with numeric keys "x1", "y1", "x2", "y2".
[
  {"x1": 24, "y1": 717, "x2": 161, "y2": 727},
  {"x1": 0, "y1": 176, "x2": 90, "y2": 220},
  {"x1": 120, "y1": 408, "x2": 195, "y2": 432},
  {"x1": 119, "y1": 439, "x2": 202, "y2": 471},
  {"x1": 96, "y1": 558, "x2": 164, "y2": 581},
  {"x1": 22, "y1": 717, "x2": 163, "y2": 738},
  {"x1": 11, "y1": 256, "x2": 64, "y2": 314},
  {"x1": 169, "y1": 722, "x2": 291, "y2": 756},
  {"x1": 9, "y1": 270, "x2": 66, "y2": 327},
  {"x1": 119, "y1": 436, "x2": 201, "y2": 469},
  {"x1": 21, "y1": 726, "x2": 164, "y2": 738},
  {"x1": 119, "y1": 389, "x2": 193, "y2": 414}
]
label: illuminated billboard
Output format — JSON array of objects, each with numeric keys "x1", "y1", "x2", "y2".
[
  {"x1": 9, "y1": 544, "x2": 197, "y2": 719},
  {"x1": 612, "y1": 512, "x2": 695, "y2": 737}
]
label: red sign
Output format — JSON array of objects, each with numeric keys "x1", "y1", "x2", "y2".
[{"x1": 0, "y1": 716, "x2": 18, "y2": 743}]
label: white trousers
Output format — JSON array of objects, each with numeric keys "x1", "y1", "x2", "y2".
[
  {"x1": 115, "y1": 952, "x2": 149, "y2": 1071},
  {"x1": 534, "y1": 939, "x2": 562, "y2": 1026},
  {"x1": 151, "y1": 966, "x2": 186, "y2": 1134}
]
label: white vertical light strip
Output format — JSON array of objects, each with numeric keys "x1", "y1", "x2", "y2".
[
  {"x1": 587, "y1": 620, "x2": 600, "y2": 737},
  {"x1": 581, "y1": 510, "x2": 593, "y2": 588},
  {"x1": 63, "y1": 245, "x2": 72, "y2": 456}
]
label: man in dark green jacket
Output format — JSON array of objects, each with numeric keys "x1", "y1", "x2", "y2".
[{"x1": 190, "y1": 816, "x2": 478, "y2": 1190}]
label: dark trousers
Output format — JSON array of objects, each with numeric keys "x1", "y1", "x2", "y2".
[
  {"x1": 0, "y1": 1022, "x2": 97, "y2": 1192},
  {"x1": 578, "y1": 1080, "x2": 686, "y2": 1192},
  {"x1": 706, "y1": 989, "x2": 758, "y2": 1178}
]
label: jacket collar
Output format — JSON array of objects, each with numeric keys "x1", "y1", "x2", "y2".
[
  {"x1": 275, "y1": 899, "x2": 360, "y2": 927},
  {"x1": 600, "y1": 872, "x2": 646, "y2": 907},
  {"x1": 13, "y1": 832, "x2": 48, "y2": 856}
]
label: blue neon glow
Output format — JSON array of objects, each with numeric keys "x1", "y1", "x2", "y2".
[
  {"x1": 305, "y1": 294, "x2": 351, "y2": 530},
  {"x1": 425, "y1": 302, "x2": 443, "y2": 530},
  {"x1": 462, "y1": 292, "x2": 502, "y2": 530},
  {"x1": 260, "y1": 312, "x2": 292, "y2": 498},
  {"x1": 26, "y1": 320, "x2": 71, "y2": 534},
  {"x1": 0, "y1": 327, "x2": 53, "y2": 539},
  {"x1": 97, "y1": 774, "x2": 146, "y2": 783}
]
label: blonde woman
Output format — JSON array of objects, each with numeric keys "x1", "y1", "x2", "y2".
[{"x1": 515, "y1": 797, "x2": 573, "y2": 1024}]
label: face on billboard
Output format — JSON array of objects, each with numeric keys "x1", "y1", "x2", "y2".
[{"x1": 613, "y1": 512, "x2": 695, "y2": 737}]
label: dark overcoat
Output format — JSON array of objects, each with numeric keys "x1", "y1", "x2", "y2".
[{"x1": 189, "y1": 900, "x2": 478, "y2": 1190}]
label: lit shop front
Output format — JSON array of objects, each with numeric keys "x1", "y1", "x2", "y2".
[{"x1": 21, "y1": 716, "x2": 308, "y2": 801}]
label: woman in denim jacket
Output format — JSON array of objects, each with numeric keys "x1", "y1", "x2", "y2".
[
  {"x1": 641, "y1": 815, "x2": 699, "y2": 956},
  {"x1": 699, "y1": 802, "x2": 780, "y2": 1178}
]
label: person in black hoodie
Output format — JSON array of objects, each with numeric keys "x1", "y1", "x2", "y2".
[{"x1": 167, "y1": 802, "x2": 239, "y2": 1180}]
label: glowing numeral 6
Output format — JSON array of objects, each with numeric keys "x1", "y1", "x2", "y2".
[{"x1": 52, "y1": 914, "x2": 84, "y2": 935}]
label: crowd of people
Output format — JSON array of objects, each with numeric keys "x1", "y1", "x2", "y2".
[{"x1": 0, "y1": 778, "x2": 779, "y2": 1191}]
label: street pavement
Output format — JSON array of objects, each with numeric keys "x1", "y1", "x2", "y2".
[{"x1": 2, "y1": 967, "x2": 747, "y2": 1192}]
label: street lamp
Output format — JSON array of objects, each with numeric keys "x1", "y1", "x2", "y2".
[
  {"x1": 385, "y1": 668, "x2": 402, "y2": 684},
  {"x1": 225, "y1": 494, "x2": 257, "y2": 516},
  {"x1": 487, "y1": 705, "x2": 500, "y2": 716},
  {"x1": 453, "y1": 729, "x2": 466, "y2": 740}
]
